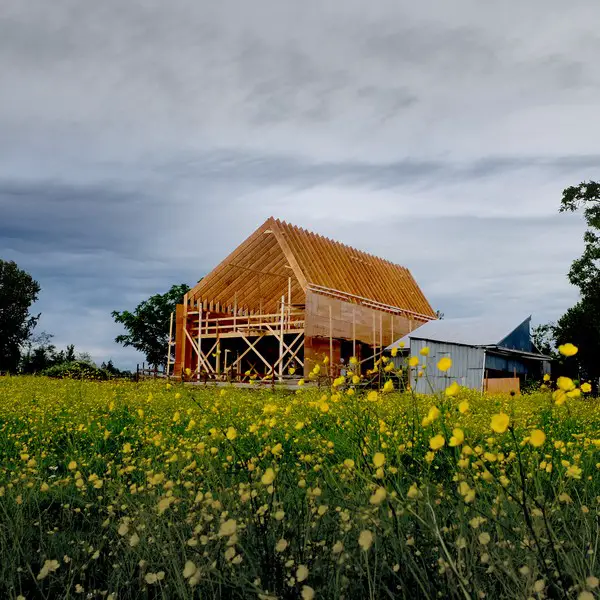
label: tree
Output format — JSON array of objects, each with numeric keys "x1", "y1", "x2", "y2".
[
  {"x1": 560, "y1": 181, "x2": 600, "y2": 295},
  {"x1": 555, "y1": 180, "x2": 600, "y2": 384},
  {"x1": 112, "y1": 283, "x2": 190, "y2": 368},
  {"x1": 0, "y1": 260, "x2": 41, "y2": 372},
  {"x1": 554, "y1": 288, "x2": 600, "y2": 383},
  {"x1": 531, "y1": 323, "x2": 556, "y2": 357}
]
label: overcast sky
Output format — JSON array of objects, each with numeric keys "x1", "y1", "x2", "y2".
[{"x1": 1, "y1": 0, "x2": 598, "y2": 368}]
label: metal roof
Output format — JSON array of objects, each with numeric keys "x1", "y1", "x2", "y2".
[{"x1": 387, "y1": 316, "x2": 532, "y2": 350}]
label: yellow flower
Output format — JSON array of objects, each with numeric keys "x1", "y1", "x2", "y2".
[
  {"x1": 558, "y1": 343, "x2": 578, "y2": 357},
  {"x1": 349, "y1": 356, "x2": 358, "y2": 365},
  {"x1": 581, "y1": 382, "x2": 592, "y2": 393},
  {"x1": 391, "y1": 347, "x2": 398, "y2": 357},
  {"x1": 445, "y1": 382, "x2": 460, "y2": 397},
  {"x1": 275, "y1": 538, "x2": 288, "y2": 552},
  {"x1": 419, "y1": 347, "x2": 430, "y2": 356},
  {"x1": 369, "y1": 487, "x2": 387, "y2": 505},
  {"x1": 490, "y1": 413, "x2": 510, "y2": 434},
  {"x1": 566, "y1": 464, "x2": 582, "y2": 479},
  {"x1": 358, "y1": 530, "x2": 374, "y2": 551},
  {"x1": 301, "y1": 586, "x2": 315, "y2": 600},
  {"x1": 529, "y1": 429, "x2": 546, "y2": 448},
  {"x1": 383, "y1": 379, "x2": 394, "y2": 393},
  {"x1": 449, "y1": 428, "x2": 465, "y2": 447},
  {"x1": 226, "y1": 427, "x2": 237, "y2": 440},
  {"x1": 429, "y1": 434, "x2": 445, "y2": 451},
  {"x1": 408, "y1": 356, "x2": 419, "y2": 368},
  {"x1": 343, "y1": 458, "x2": 355, "y2": 469},
  {"x1": 218, "y1": 519, "x2": 237, "y2": 537},
  {"x1": 296, "y1": 565, "x2": 309, "y2": 582},
  {"x1": 437, "y1": 357, "x2": 452, "y2": 372},
  {"x1": 543, "y1": 373, "x2": 550, "y2": 381},
  {"x1": 458, "y1": 400, "x2": 469, "y2": 414},
  {"x1": 183, "y1": 561, "x2": 198, "y2": 579},
  {"x1": 407, "y1": 483, "x2": 420, "y2": 499},
  {"x1": 68, "y1": 460, "x2": 77, "y2": 471},
  {"x1": 557, "y1": 376, "x2": 575, "y2": 391},
  {"x1": 367, "y1": 390, "x2": 379, "y2": 402},
  {"x1": 373, "y1": 452, "x2": 386, "y2": 468},
  {"x1": 185, "y1": 367, "x2": 192, "y2": 376},
  {"x1": 261, "y1": 468, "x2": 276, "y2": 485},
  {"x1": 297, "y1": 379, "x2": 305, "y2": 387},
  {"x1": 352, "y1": 375, "x2": 360, "y2": 385},
  {"x1": 289, "y1": 367, "x2": 296, "y2": 375},
  {"x1": 553, "y1": 390, "x2": 567, "y2": 405}
]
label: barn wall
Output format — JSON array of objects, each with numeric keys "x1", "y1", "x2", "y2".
[
  {"x1": 484, "y1": 353, "x2": 528, "y2": 375},
  {"x1": 303, "y1": 291, "x2": 426, "y2": 376},
  {"x1": 304, "y1": 291, "x2": 421, "y2": 346},
  {"x1": 393, "y1": 340, "x2": 485, "y2": 393}
]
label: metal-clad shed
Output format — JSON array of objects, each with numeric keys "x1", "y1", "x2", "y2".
[{"x1": 387, "y1": 316, "x2": 551, "y2": 394}]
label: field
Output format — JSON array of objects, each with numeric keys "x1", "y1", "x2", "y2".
[{"x1": 1, "y1": 368, "x2": 599, "y2": 600}]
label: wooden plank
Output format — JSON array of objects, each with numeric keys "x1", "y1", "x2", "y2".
[{"x1": 271, "y1": 219, "x2": 308, "y2": 289}]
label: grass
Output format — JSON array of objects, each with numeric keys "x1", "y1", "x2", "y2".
[{"x1": 0, "y1": 368, "x2": 599, "y2": 599}]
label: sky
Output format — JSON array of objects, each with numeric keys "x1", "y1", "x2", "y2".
[{"x1": 1, "y1": 0, "x2": 598, "y2": 368}]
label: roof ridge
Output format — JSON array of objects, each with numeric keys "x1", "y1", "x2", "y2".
[{"x1": 276, "y1": 218, "x2": 413, "y2": 271}]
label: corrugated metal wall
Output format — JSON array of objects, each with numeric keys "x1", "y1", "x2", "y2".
[
  {"x1": 392, "y1": 340, "x2": 485, "y2": 393},
  {"x1": 484, "y1": 353, "x2": 528, "y2": 375}
]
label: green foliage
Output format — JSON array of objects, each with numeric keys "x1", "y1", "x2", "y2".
[
  {"x1": 554, "y1": 287, "x2": 600, "y2": 383},
  {"x1": 112, "y1": 283, "x2": 190, "y2": 368},
  {"x1": 555, "y1": 180, "x2": 600, "y2": 386},
  {"x1": 0, "y1": 379, "x2": 598, "y2": 599},
  {"x1": 531, "y1": 323, "x2": 556, "y2": 357},
  {"x1": 560, "y1": 180, "x2": 600, "y2": 295},
  {"x1": 41, "y1": 361, "x2": 111, "y2": 380},
  {"x1": 0, "y1": 259, "x2": 41, "y2": 372}
]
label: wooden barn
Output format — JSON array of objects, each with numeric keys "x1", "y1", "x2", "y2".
[{"x1": 172, "y1": 217, "x2": 436, "y2": 380}]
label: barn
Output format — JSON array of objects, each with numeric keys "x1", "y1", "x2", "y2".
[
  {"x1": 387, "y1": 316, "x2": 552, "y2": 394},
  {"x1": 172, "y1": 217, "x2": 436, "y2": 380}
]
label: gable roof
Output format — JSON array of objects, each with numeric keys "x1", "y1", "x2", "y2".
[
  {"x1": 387, "y1": 316, "x2": 533, "y2": 349},
  {"x1": 189, "y1": 217, "x2": 436, "y2": 317}
]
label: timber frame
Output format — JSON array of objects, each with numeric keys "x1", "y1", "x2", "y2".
[{"x1": 172, "y1": 217, "x2": 437, "y2": 381}]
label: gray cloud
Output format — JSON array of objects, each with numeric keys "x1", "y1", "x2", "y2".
[{"x1": 1, "y1": 0, "x2": 598, "y2": 367}]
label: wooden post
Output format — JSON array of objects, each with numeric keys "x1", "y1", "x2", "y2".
[
  {"x1": 372, "y1": 313, "x2": 376, "y2": 366},
  {"x1": 279, "y1": 295, "x2": 285, "y2": 381},
  {"x1": 329, "y1": 304, "x2": 333, "y2": 378},
  {"x1": 233, "y1": 293, "x2": 237, "y2": 332},
  {"x1": 166, "y1": 311, "x2": 174, "y2": 378},
  {"x1": 181, "y1": 293, "x2": 188, "y2": 376},
  {"x1": 390, "y1": 316, "x2": 394, "y2": 348},
  {"x1": 379, "y1": 313, "x2": 383, "y2": 354},
  {"x1": 352, "y1": 308, "x2": 356, "y2": 358},
  {"x1": 287, "y1": 277, "x2": 292, "y2": 325},
  {"x1": 216, "y1": 338, "x2": 221, "y2": 375},
  {"x1": 197, "y1": 305, "x2": 202, "y2": 381}
]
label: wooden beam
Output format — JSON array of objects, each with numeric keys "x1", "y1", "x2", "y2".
[
  {"x1": 279, "y1": 296, "x2": 285, "y2": 381},
  {"x1": 329, "y1": 304, "x2": 333, "y2": 377},
  {"x1": 270, "y1": 218, "x2": 308, "y2": 290},
  {"x1": 166, "y1": 311, "x2": 174, "y2": 378}
]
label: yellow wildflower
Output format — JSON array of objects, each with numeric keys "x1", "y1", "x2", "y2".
[
  {"x1": 490, "y1": 413, "x2": 510, "y2": 434},
  {"x1": 529, "y1": 429, "x2": 546, "y2": 448},
  {"x1": 558, "y1": 343, "x2": 578, "y2": 357},
  {"x1": 373, "y1": 452, "x2": 386, "y2": 468},
  {"x1": 358, "y1": 530, "x2": 374, "y2": 551},
  {"x1": 429, "y1": 435, "x2": 445, "y2": 451},
  {"x1": 449, "y1": 428, "x2": 465, "y2": 447},
  {"x1": 437, "y1": 357, "x2": 452, "y2": 372}
]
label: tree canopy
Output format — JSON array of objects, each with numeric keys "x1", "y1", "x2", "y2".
[
  {"x1": 112, "y1": 283, "x2": 190, "y2": 368},
  {"x1": 0, "y1": 259, "x2": 41, "y2": 372},
  {"x1": 554, "y1": 181, "x2": 600, "y2": 384}
]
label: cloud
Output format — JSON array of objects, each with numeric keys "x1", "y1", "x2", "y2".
[{"x1": 0, "y1": 0, "x2": 597, "y2": 367}]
